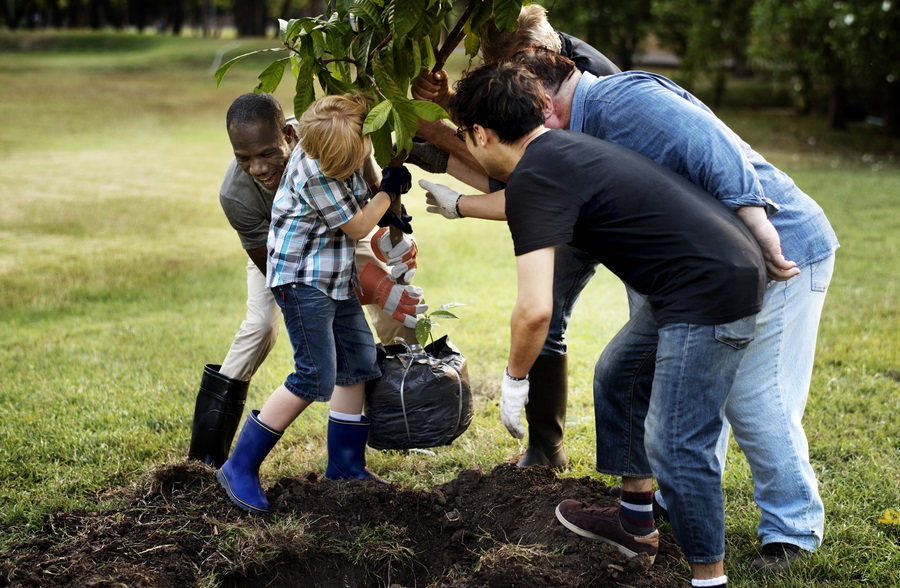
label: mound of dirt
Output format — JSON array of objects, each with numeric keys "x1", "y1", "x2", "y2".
[{"x1": 0, "y1": 461, "x2": 689, "y2": 587}]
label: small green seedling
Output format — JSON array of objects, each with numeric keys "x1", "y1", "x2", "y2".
[{"x1": 415, "y1": 302, "x2": 465, "y2": 348}]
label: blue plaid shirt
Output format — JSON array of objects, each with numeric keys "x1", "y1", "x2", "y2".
[{"x1": 266, "y1": 147, "x2": 369, "y2": 299}]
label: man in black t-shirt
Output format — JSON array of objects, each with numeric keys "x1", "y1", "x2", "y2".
[
  {"x1": 447, "y1": 63, "x2": 764, "y2": 588},
  {"x1": 410, "y1": 3, "x2": 621, "y2": 471}
]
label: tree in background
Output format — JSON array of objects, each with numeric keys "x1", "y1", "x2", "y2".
[
  {"x1": 536, "y1": 0, "x2": 652, "y2": 72},
  {"x1": 750, "y1": 0, "x2": 899, "y2": 135},
  {"x1": 651, "y1": 0, "x2": 755, "y2": 107}
]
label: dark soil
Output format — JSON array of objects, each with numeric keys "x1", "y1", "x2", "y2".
[{"x1": 0, "y1": 461, "x2": 689, "y2": 587}]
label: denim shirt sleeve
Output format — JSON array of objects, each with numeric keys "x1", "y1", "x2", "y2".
[{"x1": 578, "y1": 72, "x2": 768, "y2": 212}]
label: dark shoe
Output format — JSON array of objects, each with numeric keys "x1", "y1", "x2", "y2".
[
  {"x1": 325, "y1": 416, "x2": 388, "y2": 483},
  {"x1": 607, "y1": 486, "x2": 669, "y2": 522},
  {"x1": 188, "y1": 364, "x2": 249, "y2": 468},
  {"x1": 751, "y1": 542, "x2": 805, "y2": 571},
  {"x1": 517, "y1": 354, "x2": 569, "y2": 469},
  {"x1": 217, "y1": 410, "x2": 283, "y2": 514},
  {"x1": 555, "y1": 500, "x2": 658, "y2": 563}
]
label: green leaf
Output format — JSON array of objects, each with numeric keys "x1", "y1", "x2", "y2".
[
  {"x1": 349, "y1": 0, "x2": 386, "y2": 34},
  {"x1": 429, "y1": 310, "x2": 459, "y2": 320},
  {"x1": 373, "y1": 59, "x2": 405, "y2": 101},
  {"x1": 463, "y1": 29, "x2": 481, "y2": 57},
  {"x1": 436, "y1": 302, "x2": 465, "y2": 311},
  {"x1": 410, "y1": 99, "x2": 448, "y2": 122},
  {"x1": 254, "y1": 57, "x2": 289, "y2": 93},
  {"x1": 390, "y1": 0, "x2": 425, "y2": 39},
  {"x1": 281, "y1": 18, "x2": 305, "y2": 43},
  {"x1": 493, "y1": 0, "x2": 523, "y2": 33},
  {"x1": 293, "y1": 65, "x2": 316, "y2": 118},
  {"x1": 318, "y1": 68, "x2": 357, "y2": 96},
  {"x1": 422, "y1": 36, "x2": 436, "y2": 70},
  {"x1": 363, "y1": 99, "x2": 393, "y2": 134},
  {"x1": 214, "y1": 47, "x2": 284, "y2": 87},
  {"x1": 415, "y1": 317, "x2": 431, "y2": 348},
  {"x1": 370, "y1": 123, "x2": 394, "y2": 168},
  {"x1": 335, "y1": 0, "x2": 355, "y2": 18},
  {"x1": 391, "y1": 98, "x2": 420, "y2": 156}
]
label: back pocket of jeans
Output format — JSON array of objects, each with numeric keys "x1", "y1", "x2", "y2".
[{"x1": 714, "y1": 315, "x2": 757, "y2": 350}]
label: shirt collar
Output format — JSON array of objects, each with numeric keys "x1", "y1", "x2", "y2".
[{"x1": 570, "y1": 71, "x2": 598, "y2": 133}]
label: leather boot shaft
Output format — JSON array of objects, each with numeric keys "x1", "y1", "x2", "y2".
[
  {"x1": 188, "y1": 364, "x2": 249, "y2": 467},
  {"x1": 518, "y1": 353, "x2": 569, "y2": 469}
]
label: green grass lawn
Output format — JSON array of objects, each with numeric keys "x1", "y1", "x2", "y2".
[{"x1": 1, "y1": 31, "x2": 898, "y2": 587}]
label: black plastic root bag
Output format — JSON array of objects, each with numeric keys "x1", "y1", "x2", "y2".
[{"x1": 365, "y1": 335, "x2": 473, "y2": 450}]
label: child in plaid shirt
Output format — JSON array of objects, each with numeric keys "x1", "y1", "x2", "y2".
[{"x1": 218, "y1": 93, "x2": 419, "y2": 514}]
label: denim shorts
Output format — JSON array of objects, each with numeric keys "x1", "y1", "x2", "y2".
[{"x1": 272, "y1": 282, "x2": 382, "y2": 402}]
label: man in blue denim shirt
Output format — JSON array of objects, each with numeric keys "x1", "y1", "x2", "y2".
[
  {"x1": 449, "y1": 61, "x2": 766, "y2": 588},
  {"x1": 514, "y1": 50, "x2": 839, "y2": 570}
]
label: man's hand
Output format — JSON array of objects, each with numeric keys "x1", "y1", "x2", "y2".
[
  {"x1": 420, "y1": 179, "x2": 462, "y2": 219},
  {"x1": 412, "y1": 67, "x2": 450, "y2": 107},
  {"x1": 372, "y1": 226, "x2": 418, "y2": 283},
  {"x1": 356, "y1": 262, "x2": 427, "y2": 328},
  {"x1": 500, "y1": 368, "x2": 529, "y2": 439},
  {"x1": 736, "y1": 205, "x2": 800, "y2": 281}
]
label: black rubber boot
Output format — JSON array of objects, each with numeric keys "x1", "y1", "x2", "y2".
[
  {"x1": 517, "y1": 354, "x2": 569, "y2": 469},
  {"x1": 188, "y1": 364, "x2": 249, "y2": 468}
]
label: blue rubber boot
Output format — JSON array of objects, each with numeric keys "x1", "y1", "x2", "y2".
[
  {"x1": 217, "y1": 410, "x2": 283, "y2": 514},
  {"x1": 324, "y1": 416, "x2": 387, "y2": 483}
]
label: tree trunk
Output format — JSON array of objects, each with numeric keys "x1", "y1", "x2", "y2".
[
  {"x1": 827, "y1": 80, "x2": 848, "y2": 131},
  {"x1": 233, "y1": 0, "x2": 268, "y2": 37},
  {"x1": 886, "y1": 81, "x2": 900, "y2": 138}
]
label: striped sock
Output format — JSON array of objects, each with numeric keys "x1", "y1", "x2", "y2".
[{"x1": 618, "y1": 490, "x2": 656, "y2": 536}]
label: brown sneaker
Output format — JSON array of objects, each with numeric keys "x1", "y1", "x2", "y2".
[
  {"x1": 555, "y1": 500, "x2": 659, "y2": 564},
  {"x1": 751, "y1": 542, "x2": 806, "y2": 571}
]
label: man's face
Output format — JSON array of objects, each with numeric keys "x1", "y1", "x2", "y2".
[
  {"x1": 462, "y1": 128, "x2": 507, "y2": 179},
  {"x1": 228, "y1": 121, "x2": 294, "y2": 191}
]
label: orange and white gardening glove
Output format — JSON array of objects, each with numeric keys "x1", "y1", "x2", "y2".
[
  {"x1": 500, "y1": 367, "x2": 529, "y2": 439},
  {"x1": 371, "y1": 226, "x2": 418, "y2": 283},
  {"x1": 355, "y1": 262, "x2": 427, "y2": 329}
]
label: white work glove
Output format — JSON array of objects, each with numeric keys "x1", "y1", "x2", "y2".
[
  {"x1": 355, "y1": 262, "x2": 428, "y2": 328},
  {"x1": 419, "y1": 179, "x2": 462, "y2": 219},
  {"x1": 372, "y1": 226, "x2": 418, "y2": 283},
  {"x1": 500, "y1": 367, "x2": 530, "y2": 439}
]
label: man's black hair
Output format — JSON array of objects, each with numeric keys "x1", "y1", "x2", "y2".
[
  {"x1": 510, "y1": 48, "x2": 577, "y2": 95},
  {"x1": 448, "y1": 62, "x2": 546, "y2": 144},
  {"x1": 225, "y1": 92, "x2": 285, "y2": 133}
]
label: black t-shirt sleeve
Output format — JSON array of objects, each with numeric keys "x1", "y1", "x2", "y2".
[
  {"x1": 505, "y1": 165, "x2": 581, "y2": 256},
  {"x1": 558, "y1": 32, "x2": 622, "y2": 76}
]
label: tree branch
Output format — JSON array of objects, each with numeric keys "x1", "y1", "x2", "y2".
[{"x1": 433, "y1": 0, "x2": 478, "y2": 71}]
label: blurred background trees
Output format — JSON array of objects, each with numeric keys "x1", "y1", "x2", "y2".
[{"x1": 2, "y1": 0, "x2": 896, "y2": 135}]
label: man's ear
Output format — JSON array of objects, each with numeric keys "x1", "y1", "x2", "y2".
[
  {"x1": 543, "y1": 97, "x2": 555, "y2": 122},
  {"x1": 473, "y1": 124, "x2": 492, "y2": 146},
  {"x1": 283, "y1": 123, "x2": 298, "y2": 145}
]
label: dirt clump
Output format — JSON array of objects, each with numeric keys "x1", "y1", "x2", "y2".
[{"x1": 0, "y1": 461, "x2": 688, "y2": 587}]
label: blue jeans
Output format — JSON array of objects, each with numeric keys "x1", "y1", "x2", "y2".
[
  {"x1": 545, "y1": 244, "x2": 600, "y2": 356},
  {"x1": 272, "y1": 282, "x2": 381, "y2": 402},
  {"x1": 720, "y1": 254, "x2": 833, "y2": 550},
  {"x1": 594, "y1": 303, "x2": 757, "y2": 562}
]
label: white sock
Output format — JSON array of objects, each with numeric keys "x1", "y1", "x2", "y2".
[
  {"x1": 329, "y1": 410, "x2": 362, "y2": 422},
  {"x1": 692, "y1": 575, "x2": 727, "y2": 587}
]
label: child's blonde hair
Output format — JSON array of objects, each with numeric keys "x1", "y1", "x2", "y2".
[
  {"x1": 299, "y1": 93, "x2": 373, "y2": 180},
  {"x1": 480, "y1": 4, "x2": 562, "y2": 64}
]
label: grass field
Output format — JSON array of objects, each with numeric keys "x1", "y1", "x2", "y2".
[{"x1": 1, "y1": 31, "x2": 898, "y2": 586}]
